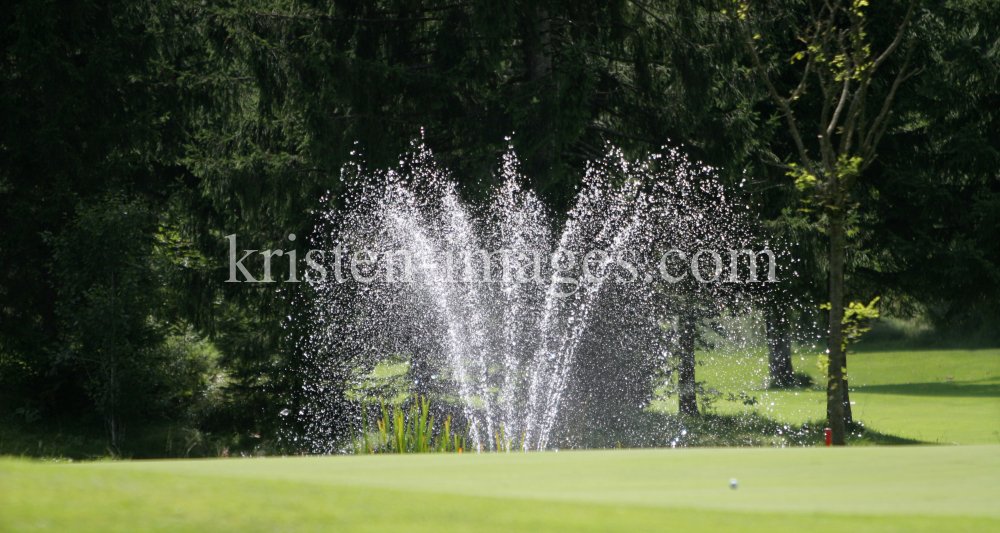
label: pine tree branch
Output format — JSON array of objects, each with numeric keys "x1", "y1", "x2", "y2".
[
  {"x1": 627, "y1": 0, "x2": 700, "y2": 49},
  {"x1": 331, "y1": 114, "x2": 420, "y2": 125},
  {"x1": 280, "y1": 168, "x2": 328, "y2": 175},
  {"x1": 584, "y1": 123, "x2": 669, "y2": 146},
  {"x1": 372, "y1": 3, "x2": 468, "y2": 16},
  {"x1": 249, "y1": 11, "x2": 444, "y2": 24}
]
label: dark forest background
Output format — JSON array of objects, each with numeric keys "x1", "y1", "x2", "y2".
[{"x1": 1, "y1": 0, "x2": 997, "y2": 457}]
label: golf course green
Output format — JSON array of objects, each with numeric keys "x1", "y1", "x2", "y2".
[
  {"x1": 4, "y1": 348, "x2": 998, "y2": 531},
  {"x1": 3, "y1": 445, "x2": 998, "y2": 532}
]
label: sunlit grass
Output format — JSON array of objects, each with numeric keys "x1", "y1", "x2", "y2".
[
  {"x1": 3, "y1": 445, "x2": 998, "y2": 532},
  {"x1": 651, "y1": 349, "x2": 1000, "y2": 444}
]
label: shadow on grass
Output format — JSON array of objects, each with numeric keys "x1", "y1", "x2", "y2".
[
  {"x1": 557, "y1": 408, "x2": 926, "y2": 449},
  {"x1": 855, "y1": 382, "x2": 1000, "y2": 398},
  {"x1": 854, "y1": 426, "x2": 923, "y2": 445}
]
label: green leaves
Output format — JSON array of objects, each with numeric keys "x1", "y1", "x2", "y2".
[
  {"x1": 360, "y1": 396, "x2": 465, "y2": 454},
  {"x1": 820, "y1": 297, "x2": 882, "y2": 355},
  {"x1": 817, "y1": 353, "x2": 831, "y2": 378},
  {"x1": 842, "y1": 297, "x2": 881, "y2": 350},
  {"x1": 788, "y1": 164, "x2": 817, "y2": 194},
  {"x1": 46, "y1": 196, "x2": 168, "y2": 446}
]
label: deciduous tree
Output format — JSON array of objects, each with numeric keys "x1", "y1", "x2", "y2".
[{"x1": 734, "y1": 0, "x2": 919, "y2": 444}]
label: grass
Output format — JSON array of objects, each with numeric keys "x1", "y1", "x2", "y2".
[
  {"x1": 651, "y1": 348, "x2": 1000, "y2": 444},
  {"x1": 6, "y1": 349, "x2": 997, "y2": 458},
  {"x1": 853, "y1": 316, "x2": 1000, "y2": 352},
  {"x1": 3, "y1": 348, "x2": 997, "y2": 531},
  {"x1": 2, "y1": 445, "x2": 998, "y2": 532}
]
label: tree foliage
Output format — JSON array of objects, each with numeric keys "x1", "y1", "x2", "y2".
[{"x1": 1, "y1": 0, "x2": 997, "y2": 453}]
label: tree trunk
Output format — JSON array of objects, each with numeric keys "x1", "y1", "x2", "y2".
[
  {"x1": 522, "y1": 7, "x2": 557, "y2": 191},
  {"x1": 525, "y1": 7, "x2": 552, "y2": 83},
  {"x1": 765, "y1": 309, "x2": 794, "y2": 387},
  {"x1": 826, "y1": 214, "x2": 847, "y2": 445},
  {"x1": 843, "y1": 372, "x2": 853, "y2": 425},
  {"x1": 678, "y1": 313, "x2": 699, "y2": 416}
]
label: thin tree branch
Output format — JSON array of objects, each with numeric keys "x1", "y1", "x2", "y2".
[
  {"x1": 738, "y1": 22, "x2": 814, "y2": 175},
  {"x1": 861, "y1": 48, "x2": 918, "y2": 166},
  {"x1": 838, "y1": 74, "x2": 869, "y2": 157},
  {"x1": 825, "y1": 74, "x2": 852, "y2": 136},
  {"x1": 870, "y1": 0, "x2": 917, "y2": 74}
]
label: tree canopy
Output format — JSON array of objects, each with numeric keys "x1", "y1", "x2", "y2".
[{"x1": 1, "y1": 0, "x2": 997, "y2": 453}]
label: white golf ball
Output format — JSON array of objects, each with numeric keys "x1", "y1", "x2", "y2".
[{"x1": 730, "y1": 478, "x2": 738, "y2": 489}]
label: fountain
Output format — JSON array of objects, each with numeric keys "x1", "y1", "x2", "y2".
[{"x1": 293, "y1": 141, "x2": 756, "y2": 452}]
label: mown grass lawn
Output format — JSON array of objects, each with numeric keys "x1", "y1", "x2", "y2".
[
  {"x1": 652, "y1": 349, "x2": 1000, "y2": 444},
  {"x1": 2, "y1": 445, "x2": 999, "y2": 532},
  {"x1": 3, "y1": 349, "x2": 998, "y2": 532}
]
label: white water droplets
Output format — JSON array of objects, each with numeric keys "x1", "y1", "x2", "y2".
[{"x1": 294, "y1": 142, "x2": 753, "y2": 452}]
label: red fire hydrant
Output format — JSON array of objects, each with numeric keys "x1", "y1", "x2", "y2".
[{"x1": 824, "y1": 427, "x2": 832, "y2": 446}]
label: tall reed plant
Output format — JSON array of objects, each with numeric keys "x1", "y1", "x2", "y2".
[{"x1": 356, "y1": 395, "x2": 468, "y2": 454}]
